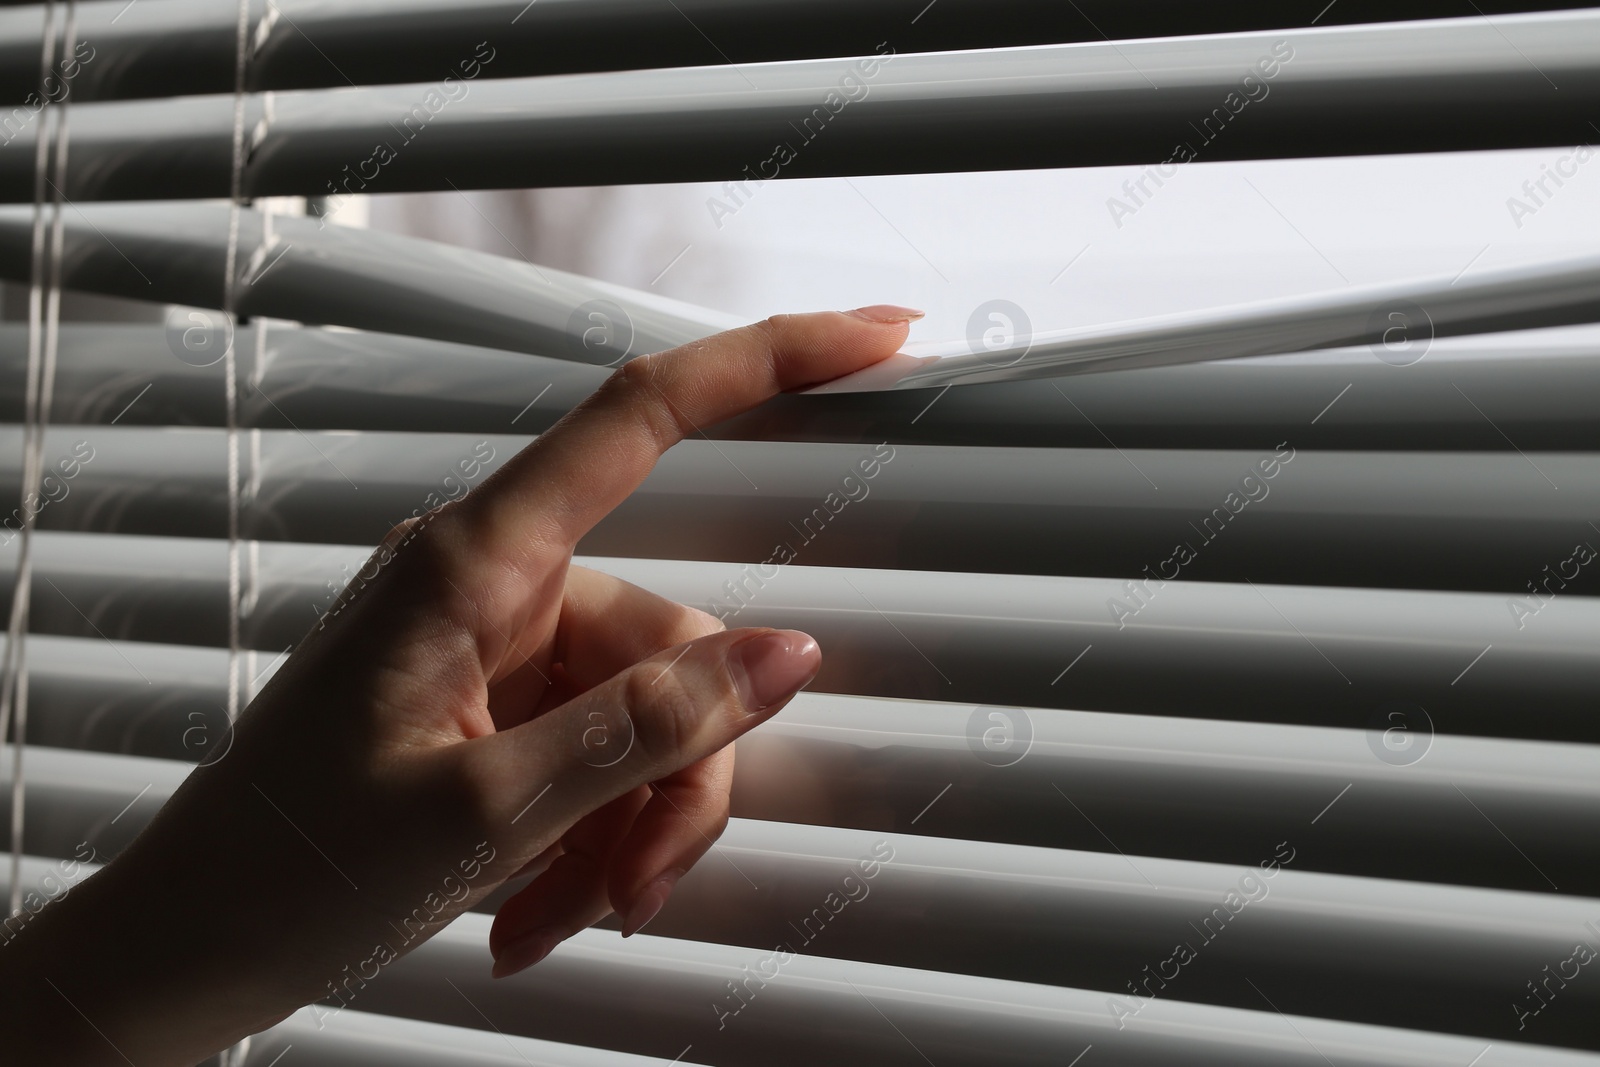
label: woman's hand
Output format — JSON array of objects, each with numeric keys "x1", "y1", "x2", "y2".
[{"x1": 0, "y1": 306, "x2": 920, "y2": 1067}]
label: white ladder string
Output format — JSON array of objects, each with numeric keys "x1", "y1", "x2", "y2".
[
  {"x1": 214, "y1": 0, "x2": 256, "y2": 1062},
  {"x1": 2, "y1": 0, "x2": 74, "y2": 919},
  {"x1": 221, "y1": 0, "x2": 253, "y2": 731}
]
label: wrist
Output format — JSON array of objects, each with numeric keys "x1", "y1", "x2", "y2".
[{"x1": 0, "y1": 840, "x2": 294, "y2": 1066}]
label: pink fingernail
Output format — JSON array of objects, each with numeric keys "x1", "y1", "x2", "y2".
[
  {"x1": 730, "y1": 629, "x2": 820, "y2": 713},
  {"x1": 845, "y1": 304, "x2": 925, "y2": 324},
  {"x1": 491, "y1": 924, "x2": 566, "y2": 979},
  {"x1": 621, "y1": 868, "x2": 684, "y2": 937}
]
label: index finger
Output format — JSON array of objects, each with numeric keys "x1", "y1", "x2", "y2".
[{"x1": 452, "y1": 306, "x2": 920, "y2": 578}]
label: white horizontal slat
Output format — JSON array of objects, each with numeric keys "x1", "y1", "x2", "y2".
[
  {"x1": 4, "y1": 532, "x2": 1597, "y2": 739},
  {"x1": 277, "y1": 819, "x2": 1600, "y2": 1048},
  {"x1": 365, "y1": 913, "x2": 1600, "y2": 1066},
  {"x1": 0, "y1": 205, "x2": 735, "y2": 364},
  {"x1": 1, "y1": 0, "x2": 1567, "y2": 104},
  {"x1": 11, "y1": 321, "x2": 1600, "y2": 451},
  {"x1": 8, "y1": 744, "x2": 1597, "y2": 1045},
  {"x1": 821, "y1": 249, "x2": 1600, "y2": 390},
  {"x1": 15, "y1": 641, "x2": 1600, "y2": 894},
  {"x1": 0, "y1": 323, "x2": 605, "y2": 435},
  {"x1": 0, "y1": 850, "x2": 98, "y2": 908},
  {"x1": 0, "y1": 745, "x2": 183, "y2": 860},
  {"x1": 4, "y1": 14, "x2": 1600, "y2": 199},
  {"x1": 5, "y1": 426, "x2": 1599, "y2": 593},
  {"x1": 249, "y1": 1006, "x2": 714, "y2": 1067},
  {"x1": 9, "y1": 201, "x2": 1600, "y2": 391},
  {"x1": 739, "y1": 693, "x2": 1600, "y2": 895},
  {"x1": 16, "y1": 634, "x2": 245, "y2": 761},
  {"x1": 8, "y1": 846, "x2": 1592, "y2": 1067}
]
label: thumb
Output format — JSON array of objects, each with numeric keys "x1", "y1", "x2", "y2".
[{"x1": 463, "y1": 628, "x2": 819, "y2": 841}]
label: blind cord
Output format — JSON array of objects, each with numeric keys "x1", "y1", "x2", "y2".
[
  {"x1": 2, "y1": 0, "x2": 73, "y2": 920},
  {"x1": 221, "y1": 0, "x2": 251, "y2": 731},
  {"x1": 214, "y1": 0, "x2": 254, "y2": 1062}
]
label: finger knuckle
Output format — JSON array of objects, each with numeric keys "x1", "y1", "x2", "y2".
[
  {"x1": 383, "y1": 505, "x2": 447, "y2": 561},
  {"x1": 605, "y1": 354, "x2": 686, "y2": 440},
  {"x1": 612, "y1": 351, "x2": 662, "y2": 397},
  {"x1": 381, "y1": 515, "x2": 422, "y2": 547},
  {"x1": 369, "y1": 508, "x2": 483, "y2": 622},
  {"x1": 675, "y1": 605, "x2": 726, "y2": 642},
  {"x1": 400, "y1": 510, "x2": 462, "y2": 571},
  {"x1": 623, "y1": 662, "x2": 708, "y2": 767}
]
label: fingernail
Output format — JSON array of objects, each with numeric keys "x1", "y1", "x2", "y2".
[
  {"x1": 491, "y1": 924, "x2": 566, "y2": 979},
  {"x1": 621, "y1": 868, "x2": 684, "y2": 937},
  {"x1": 845, "y1": 304, "x2": 925, "y2": 324},
  {"x1": 730, "y1": 629, "x2": 821, "y2": 712}
]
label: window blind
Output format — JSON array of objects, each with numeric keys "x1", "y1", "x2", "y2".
[
  {"x1": 3, "y1": 0, "x2": 1596, "y2": 104},
  {"x1": 7, "y1": 10, "x2": 1600, "y2": 199},
  {"x1": 5, "y1": 3, "x2": 1600, "y2": 1066}
]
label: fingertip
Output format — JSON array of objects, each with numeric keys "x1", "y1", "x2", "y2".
[
  {"x1": 490, "y1": 924, "x2": 566, "y2": 979},
  {"x1": 602, "y1": 756, "x2": 731, "y2": 929},
  {"x1": 728, "y1": 628, "x2": 820, "y2": 714},
  {"x1": 760, "y1": 309, "x2": 917, "y2": 391},
  {"x1": 843, "y1": 304, "x2": 925, "y2": 324},
  {"x1": 620, "y1": 867, "x2": 684, "y2": 937}
]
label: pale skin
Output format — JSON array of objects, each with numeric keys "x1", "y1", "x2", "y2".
[{"x1": 0, "y1": 306, "x2": 922, "y2": 1066}]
